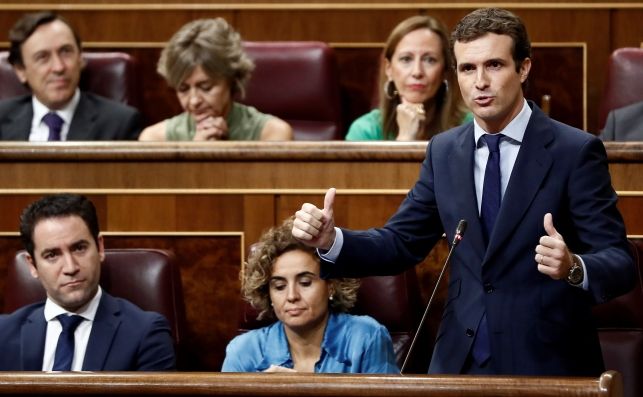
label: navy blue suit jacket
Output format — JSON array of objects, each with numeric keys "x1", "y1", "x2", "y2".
[
  {"x1": 0, "y1": 292, "x2": 175, "y2": 370},
  {"x1": 0, "y1": 92, "x2": 141, "y2": 140},
  {"x1": 323, "y1": 102, "x2": 635, "y2": 376}
]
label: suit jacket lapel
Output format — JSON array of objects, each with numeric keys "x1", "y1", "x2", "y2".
[
  {"x1": 448, "y1": 125, "x2": 486, "y2": 261},
  {"x1": 2, "y1": 101, "x2": 33, "y2": 140},
  {"x1": 82, "y1": 293, "x2": 120, "y2": 370},
  {"x1": 67, "y1": 93, "x2": 97, "y2": 140},
  {"x1": 21, "y1": 308, "x2": 47, "y2": 370},
  {"x1": 485, "y1": 105, "x2": 554, "y2": 259}
]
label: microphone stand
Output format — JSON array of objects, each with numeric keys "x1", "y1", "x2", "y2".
[{"x1": 400, "y1": 220, "x2": 467, "y2": 374}]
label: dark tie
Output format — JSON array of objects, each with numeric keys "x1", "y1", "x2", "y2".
[
  {"x1": 42, "y1": 112, "x2": 64, "y2": 141},
  {"x1": 52, "y1": 314, "x2": 84, "y2": 371},
  {"x1": 472, "y1": 133, "x2": 503, "y2": 366},
  {"x1": 480, "y1": 133, "x2": 503, "y2": 245}
]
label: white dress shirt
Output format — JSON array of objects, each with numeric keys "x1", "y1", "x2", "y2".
[
  {"x1": 29, "y1": 89, "x2": 80, "y2": 142},
  {"x1": 42, "y1": 286, "x2": 102, "y2": 371},
  {"x1": 473, "y1": 99, "x2": 530, "y2": 212}
]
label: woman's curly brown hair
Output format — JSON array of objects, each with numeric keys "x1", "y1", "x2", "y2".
[{"x1": 242, "y1": 216, "x2": 360, "y2": 320}]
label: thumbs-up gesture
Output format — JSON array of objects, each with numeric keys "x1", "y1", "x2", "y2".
[
  {"x1": 292, "y1": 188, "x2": 337, "y2": 250},
  {"x1": 535, "y1": 213, "x2": 574, "y2": 280}
]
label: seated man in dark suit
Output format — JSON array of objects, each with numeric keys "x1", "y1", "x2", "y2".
[
  {"x1": 599, "y1": 100, "x2": 643, "y2": 141},
  {"x1": 0, "y1": 194, "x2": 175, "y2": 370},
  {"x1": 0, "y1": 11, "x2": 141, "y2": 140}
]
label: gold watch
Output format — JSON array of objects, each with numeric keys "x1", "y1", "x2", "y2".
[{"x1": 567, "y1": 255, "x2": 584, "y2": 286}]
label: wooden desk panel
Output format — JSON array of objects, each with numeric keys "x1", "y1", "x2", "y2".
[
  {"x1": 0, "y1": 142, "x2": 425, "y2": 189},
  {"x1": 0, "y1": 371, "x2": 623, "y2": 396},
  {"x1": 1, "y1": 140, "x2": 641, "y2": 263},
  {"x1": 3, "y1": 141, "x2": 642, "y2": 185},
  {"x1": 1, "y1": 142, "x2": 641, "y2": 372}
]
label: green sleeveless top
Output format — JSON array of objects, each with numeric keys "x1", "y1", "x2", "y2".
[{"x1": 165, "y1": 102, "x2": 270, "y2": 141}]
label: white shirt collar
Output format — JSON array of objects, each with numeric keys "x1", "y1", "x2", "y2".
[
  {"x1": 32, "y1": 89, "x2": 81, "y2": 134},
  {"x1": 43, "y1": 285, "x2": 102, "y2": 322},
  {"x1": 474, "y1": 98, "x2": 532, "y2": 146}
]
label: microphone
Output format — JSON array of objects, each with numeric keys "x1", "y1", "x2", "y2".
[{"x1": 400, "y1": 219, "x2": 467, "y2": 374}]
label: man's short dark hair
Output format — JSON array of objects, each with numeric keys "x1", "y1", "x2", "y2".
[
  {"x1": 8, "y1": 11, "x2": 82, "y2": 67},
  {"x1": 19, "y1": 194, "x2": 100, "y2": 260},
  {"x1": 451, "y1": 8, "x2": 531, "y2": 72}
]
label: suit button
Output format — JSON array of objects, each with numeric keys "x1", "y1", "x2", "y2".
[
  {"x1": 484, "y1": 283, "x2": 494, "y2": 293},
  {"x1": 466, "y1": 328, "x2": 474, "y2": 337}
]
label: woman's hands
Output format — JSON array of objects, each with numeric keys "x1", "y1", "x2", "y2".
[
  {"x1": 193, "y1": 114, "x2": 228, "y2": 141},
  {"x1": 395, "y1": 99, "x2": 426, "y2": 141}
]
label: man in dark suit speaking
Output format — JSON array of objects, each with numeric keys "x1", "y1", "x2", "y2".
[
  {"x1": 292, "y1": 8, "x2": 635, "y2": 376},
  {"x1": 0, "y1": 11, "x2": 141, "y2": 140},
  {"x1": 0, "y1": 194, "x2": 175, "y2": 370}
]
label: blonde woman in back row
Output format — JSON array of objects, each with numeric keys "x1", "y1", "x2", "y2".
[{"x1": 139, "y1": 18, "x2": 292, "y2": 141}]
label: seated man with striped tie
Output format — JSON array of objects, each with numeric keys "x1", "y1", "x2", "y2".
[
  {"x1": 0, "y1": 194, "x2": 175, "y2": 371},
  {"x1": 0, "y1": 11, "x2": 141, "y2": 140}
]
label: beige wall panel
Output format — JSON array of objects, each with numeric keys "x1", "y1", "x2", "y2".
[
  {"x1": 611, "y1": 9, "x2": 643, "y2": 48},
  {"x1": 277, "y1": 194, "x2": 406, "y2": 230},
  {"x1": 0, "y1": 195, "x2": 41, "y2": 231},
  {"x1": 236, "y1": 10, "x2": 418, "y2": 42},
  {"x1": 616, "y1": 196, "x2": 643, "y2": 236},
  {"x1": 516, "y1": 10, "x2": 610, "y2": 132},
  {"x1": 610, "y1": 163, "x2": 643, "y2": 191},
  {"x1": 243, "y1": 194, "x2": 276, "y2": 250},
  {"x1": 106, "y1": 195, "x2": 177, "y2": 230},
  {"x1": 176, "y1": 195, "x2": 246, "y2": 231},
  {"x1": 0, "y1": 10, "x2": 236, "y2": 43}
]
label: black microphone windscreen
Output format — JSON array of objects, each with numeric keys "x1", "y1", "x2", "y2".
[{"x1": 456, "y1": 219, "x2": 467, "y2": 236}]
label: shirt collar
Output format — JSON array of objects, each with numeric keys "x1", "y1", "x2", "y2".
[
  {"x1": 474, "y1": 98, "x2": 532, "y2": 146},
  {"x1": 33, "y1": 88, "x2": 81, "y2": 127},
  {"x1": 43, "y1": 285, "x2": 102, "y2": 322}
]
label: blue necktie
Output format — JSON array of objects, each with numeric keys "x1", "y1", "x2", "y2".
[
  {"x1": 42, "y1": 112, "x2": 64, "y2": 141},
  {"x1": 472, "y1": 133, "x2": 503, "y2": 366},
  {"x1": 52, "y1": 314, "x2": 84, "y2": 371},
  {"x1": 480, "y1": 134, "x2": 503, "y2": 245}
]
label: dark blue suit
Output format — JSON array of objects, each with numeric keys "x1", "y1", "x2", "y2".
[
  {"x1": 0, "y1": 92, "x2": 142, "y2": 140},
  {"x1": 323, "y1": 103, "x2": 635, "y2": 376},
  {"x1": 0, "y1": 292, "x2": 175, "y2": 370}
]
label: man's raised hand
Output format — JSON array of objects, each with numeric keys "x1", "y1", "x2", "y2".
[{"x1": 292, "y1": 188, "x2": 337, "y2": 250}]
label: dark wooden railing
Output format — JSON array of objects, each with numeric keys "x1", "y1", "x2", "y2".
[{"x1": 0, "y1": 371, "x2": 623, "y2": 397}]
